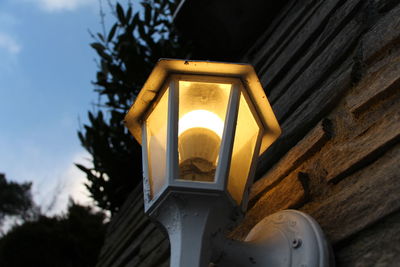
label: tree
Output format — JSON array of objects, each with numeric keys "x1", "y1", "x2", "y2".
[
  {"x1": 0, "y1": 201, "x2": 107, "y2": 267},
  {"x1": 0, "y1": 173, "x2": 37, "y2": 228},
  {"x1": 77, "y1": 0, "x2": 191, "y2": 214}
]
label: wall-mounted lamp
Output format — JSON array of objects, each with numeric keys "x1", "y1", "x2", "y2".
[{"x1": 125, "y1": 59, "x2": 333, "y2": 267}]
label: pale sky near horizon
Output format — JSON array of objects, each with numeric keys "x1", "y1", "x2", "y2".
[{"x1": 0, "y1": 0, "x2": 124, "y2": 214}]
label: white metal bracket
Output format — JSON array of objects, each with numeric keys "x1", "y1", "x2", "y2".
[{"x1": 212, "y1": 210, "x2": 334, "y2": 267}]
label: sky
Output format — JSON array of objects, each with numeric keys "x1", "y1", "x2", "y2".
[{"x1": 0, "y1": 0, "x2": 117, "y2": 214}]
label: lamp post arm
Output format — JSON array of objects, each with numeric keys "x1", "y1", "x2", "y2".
[{"x1": 153, "y1": 194, "x2": 236, "y2": 267}]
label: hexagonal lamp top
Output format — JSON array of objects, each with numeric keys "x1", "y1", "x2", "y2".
[{"x1": 124, "y1": 59, "x2": 281, "y2": 213}]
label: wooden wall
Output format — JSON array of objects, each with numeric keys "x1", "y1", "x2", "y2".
[{"x1": 97, "y1": 0, "x2": 400, "y2": 266}]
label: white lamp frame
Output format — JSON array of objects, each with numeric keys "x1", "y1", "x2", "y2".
[{"x1": 141, "y1": 74, "x2": 263, "y2": 214}]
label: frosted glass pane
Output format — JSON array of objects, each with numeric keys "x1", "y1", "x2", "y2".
[
  {"x1": 228, "y1": 92, "x2": 260, "y2": 204},
  {"x1": 146, "y1": 88, "x2": 169, "y2": 199},
  {"x1": 177, "y1": 81, "x2": 231, "y2": 182}
]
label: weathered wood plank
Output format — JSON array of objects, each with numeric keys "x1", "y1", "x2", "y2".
[
  {"x1": 375, "y1": 0, "x2": 400, "y2": 13},
  {"x1": 98, "y1": 209, "x2": 148, "y2": 262},
  {"x1": 349, "y1": 54, "x2": 400, "y2": 116},
  {"x1": 304, "y1": 143, "x2": 400, "y2": 244},
  {"x1": 273, "y1": 17, "x2": 363, "y2": 122},
  {"x1": 106, "y1": 187, "x2": 143, "y2": 235},
  {"x1": 99, "y1": 188, "x2": 144, "y2": 246},
  {"x1": 257, "y1": 0, "x2": 323, "y2": 81},
  {"x1": 101, "y1": 201, "x2": 145, "y2": 251},
  {"x1": 323, "y1": 103, "x2": 400, "y2": 182},
  {"x1": 261, "y1": 0, "x2": 361, "y2": 101},
  {"x1": 250, "y1": 119, "x2": 331, "y2": 206},
  {"x1": 123, "y1": 230, "x2": 167, "y2": 267},
  {"x1": 362, "y1": 2, "x2": 400, "y2": 65},
  {"x1": 111, "y1": 224, "x2": 161, "y2": 267},
  {"x1": 245, "y1": 0, "x2": 297, "y2": 65},
  {"x1": 137, "y1": 239, "x2": 170, "y2": 267},
  {"x1": 230, "y1": 172, "x2": 306, "y2": 240},
  {"x1": 250, "y1": 0, "x2": 317, "y2": 72},
  {"x1": 97, "y1": 216, "x2": 155, "y2": 267},
  {"x1": 256, "y1": 60, "x2": 353, "y2": 178},
  {"x1": 335, "y1": 208, "x2": 400, "y2": 267},
  {"x1": 96, "y1": 189, "x2": 144, "y2": 266}
]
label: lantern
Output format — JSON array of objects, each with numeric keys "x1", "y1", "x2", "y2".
[{"x1": 124, "y1": 59, "x2": 332, "y2": 267}]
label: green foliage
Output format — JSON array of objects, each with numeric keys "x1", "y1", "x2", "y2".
[
  {"x1": 0, "y1": 173, "x2": 37, "y2": 226},
  {"x1": 0, "y1": 201, "x2": 106, "y2": 267},
  {"x1": 78, "y1": 0, "x2": 191, "y2": 214}
]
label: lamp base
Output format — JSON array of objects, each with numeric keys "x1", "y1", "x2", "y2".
[{"x1": 213, "y1": 210, "x2": 334, "y2": 267}]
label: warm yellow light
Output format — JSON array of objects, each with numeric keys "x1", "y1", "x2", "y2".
[
  {"x1": 178, "y1": 110, "x2": 224, "y2": 138},
  {"x1": 177, "y1": 81, "x2": 230, "y2": 182}
]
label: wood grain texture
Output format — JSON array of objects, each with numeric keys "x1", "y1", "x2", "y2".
[
  {"x1": 257, "y1": 0, "x2": 323, "y2": 86},
  {"x1": 262, "y1": 0, "x2": 361, "y2": 102},
  {"x1": 323, "y1": 101, "x2": 400, "y2": 183},
  {"x1": 335, "y1": 209, "x2": 400, "y2": 267},
  {"x1": 245, "y1": 0, "x2": 297, "y2": 67},
  {"x1": 105, "y1": 187, "x2": 143, "y2": 235},
  {"x1": 120, "y1": 229, "x2": 167, "y2": 267},
  {"x1": 374, "y1": 0, "x2": 400, "y2": 13},
  {"x1": 349, "y1": 55, "x2": 400, "y2": 116},
  {"x1": 111, "y1": 225, "x2": 162, "y2": 267},
  {"x1": 363, "y1": 2, "x2": 400, "y2": 65},
  {"x1": 136, "y1": 239, "x2": 169, "y2": 267},
  {"x1": 98, "y1": 211, "x2": 148, "y2": 263},
  {"x1": 230, "y1": 172, "x2": 306, "y2": 240},
  {"x1": 267, "y1": 0, "x2": 363, "y2": 103},
  {"x1": 97, "y1": 216, "x2": 155, "y2": 267},
  {"x1": 249, "y1": 0, "x2": 314, "y2": 72},
  {"x1": 249, "y1": 119, "x2": 331, "y2": 206},
  {"x1": 256, "y1": 60, "x2": 353, "y2": 177},
  {"x1": 100, "y1": 204, "x2": 144, "y2": 253},
  {"x1": 273, "y1": 17, "x2": 363, "y2": 122},
  {"x1": 305, "y1": 144, "x2": 400, "y2": 244}
]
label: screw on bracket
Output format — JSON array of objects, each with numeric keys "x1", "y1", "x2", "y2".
[
  {"x1": 292, "y1": 238, "x2": 302, "y2": 248},
  {"x1": 249, "y1": 257, "x2": 256, "y2": 264}
]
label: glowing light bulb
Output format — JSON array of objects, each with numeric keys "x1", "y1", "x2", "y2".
[
  {"x1": 178, "y1": 110, "x2": 224, "y2": 138},
  {"x1": 178, "y1": 110, "x2": 225, "y2": 182}
]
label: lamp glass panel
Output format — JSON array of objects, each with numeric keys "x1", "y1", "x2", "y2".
[
  {"x1": 177, "y1": 80, "x2": 231, "y2": 182},
  {"x1": 227, "y1": 92, "x2": 260, "y2": 204},
  {"x1": 146, "y1": 87, "x2": 169, "y2": 199}
]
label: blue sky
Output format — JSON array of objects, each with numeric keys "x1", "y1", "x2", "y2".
[{"x1": 0, "y1": 0, "x2": 116, "y2": 214}]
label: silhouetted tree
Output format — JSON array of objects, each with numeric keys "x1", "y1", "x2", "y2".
[
  {"x1": 0, "y1": 201, "x2": 106, "y2": 267},
  {"x1": 77, "y1": 0, "x2": 191, "y2": 214},
  {"x1": 0, "y1": 173, "x2": 37, "y2": 227}
]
